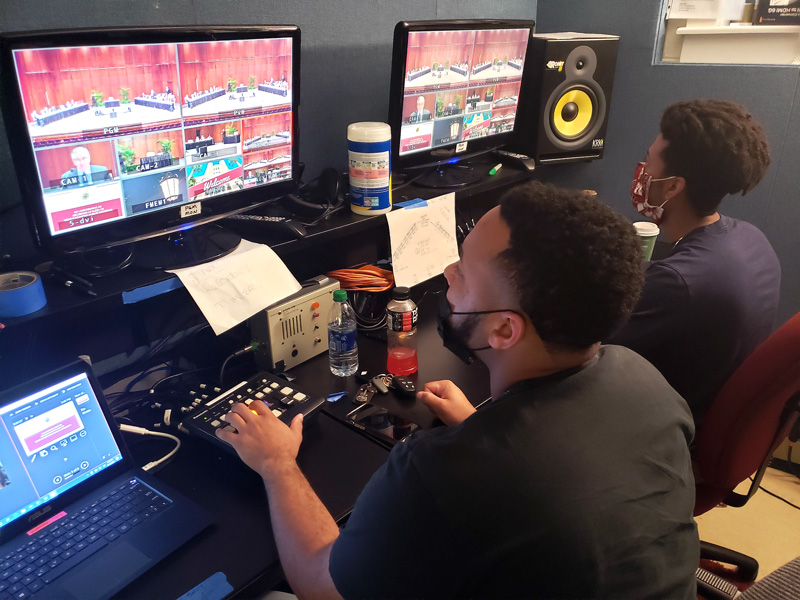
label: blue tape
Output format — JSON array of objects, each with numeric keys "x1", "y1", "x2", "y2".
[
  {"x1": 0, "y1": 272, "x2": 47, "y2": 317},
  {"x1": 122, "y1": 277, "x2": 183, "y2": 304},
  {"x1": 394, "y1": 198, "x2": 428, "y2": 209},
  {"x1": 177, "y1": 571, "x2": 233, "y2": 600}
]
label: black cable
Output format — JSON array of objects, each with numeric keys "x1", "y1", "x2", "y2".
[
  {"x1": 749, "y1": 475, "x2": 800, "y2": 511},
  {"x1": 391, "y1": 168, "x2": 431, "y2": 193}
]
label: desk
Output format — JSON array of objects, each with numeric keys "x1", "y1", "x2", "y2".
[
  {"x1": 34, "y1": 103, "x2": 89, "y2": 126},
  {"x1": 134, "y1": 97, "x2": 175, "y2": 111}
]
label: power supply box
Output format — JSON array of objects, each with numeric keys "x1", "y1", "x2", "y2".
[{"x1": 248, "y1": 275, "x2": 340, "y2": 371}]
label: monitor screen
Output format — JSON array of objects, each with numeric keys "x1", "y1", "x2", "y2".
[
  {"x1": 389, "y1": 20, "x2": 534, "y2": 169},
  {"x1": 1, "y1": 27, "x2": 299, "y2": 256}
]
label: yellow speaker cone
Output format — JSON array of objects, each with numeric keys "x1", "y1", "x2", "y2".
[{"x1": 552, "y1": 89, "x2": 593, "y2": 138}]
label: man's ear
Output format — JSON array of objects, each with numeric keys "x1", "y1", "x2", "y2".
[
  {"x1": 665, "y1": 176, "x2": 686, "y2": 200},
  {"x1": 488, "y1": 311, "x2": 526, "y2": 351}
]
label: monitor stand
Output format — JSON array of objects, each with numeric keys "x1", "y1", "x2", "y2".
[
  {"x1": 134, "y1": 224, "x2": 241, "y2": 270},
  {"x1": 415, "y1": 162, "x2": 484, "y2": 188}
]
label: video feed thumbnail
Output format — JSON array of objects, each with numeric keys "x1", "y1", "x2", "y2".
[
  {"x1": 432, "y1": 116, "x2": 464, "y2": 147},
  {"x1": 187, "y1": 157, "x2": 244, "y2": 200},
  {"x1": 465, "y1": 85, "x2": 495, "y2": 114},
  {"x1": 463, "y1": 111, "x2": 492, "y2": 140},
  {"x1": 183, "y1": 121, "x2": 242, "y2": 163},
  {"x1": 116, "y1": 130, "x2": 186, "y2": 176},
  {"x1": 470, "y1": 29, "x2": 528, "y2": 83},
  {"x1": 404, "y1": 30, "x2": 476, "y2": 90},
  {"x1": 402, "y1": 93, "x2": 435, "y2": 125},
  {"x1": 400, "y1": 121, "x2": 434, "y2": 154},
  {"x1": 434, "y1": 89, "x2": 465, "y2": 119},
  {"x1": 488, "y1": 107, "x2": 517, "y2": 135},
  {"x1": 241, "y1": 113, "x2": 292, "y2": 153},
  {"x1": 178, "y1": 39, "x2": 292, "y2": 123},
  {"x1": 491, "y1": 81, "x2": 521, "y2": 109},
  {"x1": 44, "y1": 181, "x2": 124, "y2": 234},
  {"x1": 243, "y1": 148, "x2": 291, "y2": 188},
  {"x1": 35, "y1": 141, "x2": 119, "y2": 191},
  {"x1": 14, "y1": 44, "x2": 180, "y2": 144},
  {"x1": 122, "y1": 168, "x2": 189, "y2": 215}
]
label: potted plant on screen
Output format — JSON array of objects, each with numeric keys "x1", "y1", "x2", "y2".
[
  {"x1": 249, "y1": 75, "x2": 256, "y2": 89},
  {"x1": 158, "y1": 139, "x2": 174, "y2": 158},
  {"x1": 120, "y1": 87, "x2": 130, "y2": 104}
]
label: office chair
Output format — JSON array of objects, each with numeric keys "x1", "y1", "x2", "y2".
[{"x1": 693, "y1": 312, "x2": 800, "y2": 599}]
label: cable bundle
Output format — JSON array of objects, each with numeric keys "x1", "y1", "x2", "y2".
[{"x1": 326, "y1": 265, "x2": 394, "y2": 292}]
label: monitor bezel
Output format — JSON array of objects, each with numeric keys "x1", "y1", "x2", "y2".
[
  {"x1": 388, "y1": 19, "x2": 535, "y2": 171},
  {"x1": 0, "y1": 25, "x2": 301, "y2": 254}
]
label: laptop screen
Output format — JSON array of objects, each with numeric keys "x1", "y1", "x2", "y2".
[{"x1": 0, "y1": 372, "x2": 122, "y2": 529}]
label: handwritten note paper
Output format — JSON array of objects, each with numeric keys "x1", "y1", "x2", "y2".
[
  {"x1": 386, "y1": 192, "x2": 459, "y2": 288},
  {"x1": 168, "y1": 239, "x2": 301, "y2": 336}
]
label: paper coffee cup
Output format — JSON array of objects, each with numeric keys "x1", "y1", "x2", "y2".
[{"x1": 633, "y1": 222, "x2": 659, "y2": 261}]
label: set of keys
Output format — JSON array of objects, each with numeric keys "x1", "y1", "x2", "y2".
[{"x1": 346, "y1": 372, "x2": 416, "y2": 421}]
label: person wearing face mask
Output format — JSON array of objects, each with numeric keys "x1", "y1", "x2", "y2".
[
  {"x1": 607, "y1": 99, "x2": 781, "y2": 426},
  {"x1": 215, "y1": 181, "x2": 700, "y2": 599}
]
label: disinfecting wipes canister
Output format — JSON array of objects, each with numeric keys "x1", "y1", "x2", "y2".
[{"x1": 348, "y1": 122, "x2": 392, "y2": 215}]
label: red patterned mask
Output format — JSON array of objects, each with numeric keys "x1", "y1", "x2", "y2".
[{"x1": 631, "y1": 162, "x2": 674, "y2": 225}]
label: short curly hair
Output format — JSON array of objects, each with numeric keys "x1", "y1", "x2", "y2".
[
  {"x1": 498, "y1": 181, "x2": 644, "y2": 352},
  {"x1": 660, "y1": 99, "x2": 770, "y2": 216}
]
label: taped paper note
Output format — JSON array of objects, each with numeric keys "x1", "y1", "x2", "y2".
[
  {"x1": 168, "y1": 239, "x2": 301, "y2": 335},
  {"x1": 387, "y1": 192, "x2": 459, "y2": 288}
]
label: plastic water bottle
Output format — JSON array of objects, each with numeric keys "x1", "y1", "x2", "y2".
[
  {"x1": 328, "y1": 289, "x2": 359, "y2": 376},
  {"x1": 386, "y1": 286, "x2": 418, "y2": 375}
]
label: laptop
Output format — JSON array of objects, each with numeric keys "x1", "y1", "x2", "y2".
[{"x1": 0, "y1": 360, "x2": 213, "y2": 600}]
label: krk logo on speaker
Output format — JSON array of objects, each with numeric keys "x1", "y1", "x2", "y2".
[{"x1": 591, "y1": 139, "x2": 604, "y2": 149}]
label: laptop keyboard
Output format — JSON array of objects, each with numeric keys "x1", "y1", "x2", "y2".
[{"x1": 0, "y1": 478, "x2": 171, "y2": 599}]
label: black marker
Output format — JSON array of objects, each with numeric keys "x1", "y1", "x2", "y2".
[
  {"x1": 50, "y1": 270, "x2": 97, "y2": 297},
  {"x1": 50, "y1": 265, "x2": 93, "y2": 288}
]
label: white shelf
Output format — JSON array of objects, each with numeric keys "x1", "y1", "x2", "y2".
[{"x1": 675, "y1": 24, "x2": 800, "y2": 64}]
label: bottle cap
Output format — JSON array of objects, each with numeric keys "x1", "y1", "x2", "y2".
[
  {"x1": 392, "y1": 286, "x2": 410, "y2": 301},
  {"x1": 333, "y1": 289, "x2": 348, "y2": 302}
]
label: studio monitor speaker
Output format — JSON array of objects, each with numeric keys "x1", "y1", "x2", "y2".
[{"x1": 511, "y1": 33, "x2": 619, "y2": 164}]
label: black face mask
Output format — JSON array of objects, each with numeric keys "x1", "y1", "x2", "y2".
[{"x1": 436, "y1": 290, "x2": 516, "y2": 364}]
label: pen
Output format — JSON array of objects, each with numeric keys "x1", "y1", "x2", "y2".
[
  {"x1": 489, "y1": 163, "x2": 503, "y2": 175},
  {"x1": 50, "y1": 271, "x2": 97, "y2": 297},
  {"x1": 50, "y1": 264, "x2": 93, "y2": 288}
]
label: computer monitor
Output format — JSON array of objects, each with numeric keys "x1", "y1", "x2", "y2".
[
  {"x1": 0, "y1": 26, "x2": 300, "y2": 270},
  {"x1": 388, "y1": 19, "x2": 534, "y2": 187}
]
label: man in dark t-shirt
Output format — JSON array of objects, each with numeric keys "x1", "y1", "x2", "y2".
[
  {"x1": 608, "y1": 100, "x2": 781, "y2": 424},
  {"x1": 217, "y1": 182, "x2": 699, "y2": 598}
]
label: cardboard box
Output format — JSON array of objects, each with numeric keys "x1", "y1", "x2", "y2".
[{"x1": 755, "y1": 0, "x2": 800, "y2": 24}]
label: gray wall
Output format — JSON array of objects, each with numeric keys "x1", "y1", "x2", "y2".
[
  {"x1": 0, "y1": 0, "x2": 536, "y2": 260},
  {"x1": 534, "y1": 0, "x2": 800, "y2": 326}
]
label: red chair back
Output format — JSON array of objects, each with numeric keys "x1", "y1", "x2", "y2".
[{"x1": 694, "y1": 313, "x2": 800, "y2": 516}]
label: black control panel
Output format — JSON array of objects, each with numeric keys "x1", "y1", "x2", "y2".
[{"x1": 183, "y1": 371, "x2": 325, "y2": 453}]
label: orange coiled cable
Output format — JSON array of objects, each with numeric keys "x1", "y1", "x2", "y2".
[{"x1": 326, "y1": 264, "x2": 394, "y2": 292}]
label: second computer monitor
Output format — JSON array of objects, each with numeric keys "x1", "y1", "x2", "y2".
[{"x1": 388, "y1": 19, "x2": 535, "y2": 171}]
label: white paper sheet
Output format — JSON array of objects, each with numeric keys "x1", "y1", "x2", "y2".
[
  {"x1": 386, "y1": 193, "x2": 459, "y2": 288},
  {"x1": 168, "y1": 239, "x2": 301, "y2": 336},
  {"x1": 666, "y1": 0, "x2": 746, "y2": 20}
]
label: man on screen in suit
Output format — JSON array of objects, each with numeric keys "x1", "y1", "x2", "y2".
[
  {"x1": 409, "y1": 95, "x2": 431, "y2": 123},
  {"x1": 61, "y1": 146, "x2": 111, "y2": 188}
]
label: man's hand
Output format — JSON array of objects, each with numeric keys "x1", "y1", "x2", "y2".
[
  {"x1": 417, "y1": 380, "x2": 476, "y2": 426},
  {"x1": 216, "y1": 401, "x2": 303, "y2": 483}
]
